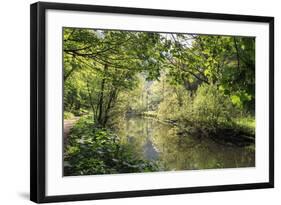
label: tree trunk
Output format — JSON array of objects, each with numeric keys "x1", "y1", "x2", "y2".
[
  {"x1": 233, "y1": 37, "x2": 240, "y2": 70},
  {"x1": 103, "y1": 89, "x2": 118, "y2": 126},
  {"x1": 86, "y1": 79, "x2": 96, "y2": 120},
  {"x1": 97, "y1": 64, "x2": 108, "y2": 125}
]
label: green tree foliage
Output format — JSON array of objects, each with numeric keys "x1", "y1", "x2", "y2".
[
  {"x1": 63, "y1": 28, "x2": 256, "y2": 175},
  {"x1": 162, "y1": 34, "x2": 255, "y2": 111},
  {"x1": 64, "y1": 28, "x2": 255, "y2": 123},
  {"x1": 64, "y1": 28, "x2": 165, "y2": 126}
]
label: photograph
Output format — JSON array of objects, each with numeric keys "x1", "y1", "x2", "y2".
[
  {"x1": 30, "y1": 2, "x2": 274, "y2": 202},
  {"x1": 63, "y1": 28, "x2": 256, "y2": 176}
]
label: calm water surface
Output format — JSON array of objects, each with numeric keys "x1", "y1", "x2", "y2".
[{"x1": 115, "y1": 116, "x2": 255, "y2": 171}]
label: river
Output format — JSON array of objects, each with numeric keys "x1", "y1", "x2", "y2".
[{"x1": 115, "y1": 116, "x2": 255, "y2": 171}]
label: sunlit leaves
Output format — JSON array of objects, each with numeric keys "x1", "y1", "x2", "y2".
[{"x1": 63, "y1": 27, "x2": 255, "y2": 123}]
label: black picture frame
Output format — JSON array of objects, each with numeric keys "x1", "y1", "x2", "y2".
[{"x1": 30, "y1": 1, "x2": 274, "y2": 203}]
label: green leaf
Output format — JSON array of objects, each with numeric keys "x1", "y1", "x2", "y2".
[{"x1": 231, "y1": 95, "x2": 242, "y2": 107}]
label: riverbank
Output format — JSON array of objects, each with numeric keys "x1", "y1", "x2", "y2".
[
  {"x1": 115, "y1": 115, "x2": 255, "y2": 170},
  {"x1": 130, "y1": 111, "x2": 255, "y2": 147},
  {"x1": 64, "y1": 115, "x2": 255, "y2": 175}
]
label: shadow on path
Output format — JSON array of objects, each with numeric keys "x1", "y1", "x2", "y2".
[{"x1": 64, "y1": 117, "x2": 79, "y2": 145}]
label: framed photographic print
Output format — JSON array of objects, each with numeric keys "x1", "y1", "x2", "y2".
[{"x1": 30, "y1": 1, "x2": 274, "y2": 203}]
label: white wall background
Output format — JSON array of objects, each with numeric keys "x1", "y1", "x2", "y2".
[{"x1": 0, "y1": 0, "x2": 279, "y2": 204}]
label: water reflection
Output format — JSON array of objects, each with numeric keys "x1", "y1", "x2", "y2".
[{"x1": 115, "y1": 116, "x2": 255, "y2": 171}]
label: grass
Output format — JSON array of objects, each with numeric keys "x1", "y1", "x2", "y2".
[
  {"x1": 234, "y1": 116, "x2": 255, "y2": 130},
  {"x1": 233, "y1": 116, "x2": 255, "y2": 136}
]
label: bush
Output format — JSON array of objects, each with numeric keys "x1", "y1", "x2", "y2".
[
  {"x1": 157, "y1": 84, "x2": 236, "y2": 126},
  {"x1": 64, "y1": 116, "x2": 158, "y2": 176},
  {"x1": 64, "y1": 111, "x2": 74, "y2": 119},
  {"x1": 191, "y1": 84, "x2": 236, "y2": 126},
  {"x1": 156, "y1": 84, "x2": 255, "y2": 145},
  {"x1": 157, "y1": 84, "x2": 192, "y2": 120},
  {"x1": 157, "y1": 93, "x2": 181, "y2": 120}
]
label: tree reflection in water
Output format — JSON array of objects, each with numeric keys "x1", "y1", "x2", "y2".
[{"x1": 116, "y1": 116, "x2": 255, "y2": 171}]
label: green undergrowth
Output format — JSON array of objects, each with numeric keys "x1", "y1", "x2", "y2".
[
  {"x1": 64, "y1": 111, "x2": 74, "y2": 120},
  {"x1": 64, "y1": 116, "x2": 158, "y2": 176}
]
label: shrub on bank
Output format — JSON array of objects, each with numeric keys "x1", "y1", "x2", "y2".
[{"x1": 157, "y1": 84, "x2": 255, "y2": 145}]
